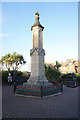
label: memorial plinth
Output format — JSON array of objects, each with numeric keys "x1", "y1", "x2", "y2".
[{"x1": 15, "y1": 12, "x2": 62, "y2": 97}]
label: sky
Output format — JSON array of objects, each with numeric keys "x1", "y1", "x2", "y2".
[{"x1": 0, "y1": 2, "x2": 78, "y2": 71}]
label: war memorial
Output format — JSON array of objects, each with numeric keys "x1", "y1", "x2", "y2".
[{"x1": 15, "y1": 12, "x2": 63, "y2": 98}]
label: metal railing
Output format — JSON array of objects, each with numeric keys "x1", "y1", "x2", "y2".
[{"x1": 14, "y1": 81, "x2": 63, "y2": 98}]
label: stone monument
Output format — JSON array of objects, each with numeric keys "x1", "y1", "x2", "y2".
[
  {"x1": 27, "y1": 12, "x2": 48, "y2": 85},
  {"x1": 15, "y1": 12, "x2": 62, "y2": 97}
]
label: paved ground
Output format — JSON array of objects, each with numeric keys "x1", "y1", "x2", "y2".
[{"x1": 2, "y1": 85, "x2": 78, "y2": 119}]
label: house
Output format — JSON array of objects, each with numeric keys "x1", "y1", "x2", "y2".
[
  {"x1": 45, "y1": 59, "x2": 78, "y2": 73},
  {"x1": 60, "y1": 59, "x2": 78, "y2": 73},
  {"x1": 45, "y1": 63, "x2": 54, "y2": 69}
]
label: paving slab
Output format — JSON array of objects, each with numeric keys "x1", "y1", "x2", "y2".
[{"x1": 2, "y1": 85, "x2": 78, "y2": 119}]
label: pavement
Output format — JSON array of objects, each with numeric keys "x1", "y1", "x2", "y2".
[{"x1": 2, "y1": 85, "x2": 78, "y2": 119}]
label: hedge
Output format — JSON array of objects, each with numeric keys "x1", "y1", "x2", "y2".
[{"x1": 2, "y1": 70, "x2": 30, "y2": 85}]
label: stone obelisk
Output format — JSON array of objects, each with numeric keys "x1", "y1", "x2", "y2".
[{"x1": 27, "y1": 12, "x2": 48, "y2": 85}]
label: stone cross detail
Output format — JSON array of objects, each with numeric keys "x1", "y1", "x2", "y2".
[
  {"x1": 35, "y1": 12, "x2": 39, "y2": 17},
  {"x1": 35, "y1": 12, "x2": 40, "y2": 24}
]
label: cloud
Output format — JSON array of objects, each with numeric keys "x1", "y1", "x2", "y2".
[{"x1": 0, "y1": 33, "x2": 13, "y2": 37}]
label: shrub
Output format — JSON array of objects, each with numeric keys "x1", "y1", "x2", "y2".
[
  {"x1": 2, "y1": 71, "x2": 8, "y2": 84},
  {"x1": 17, "y1": 71, "x2": 22, "y2": 76},
  {"x1": 22, "y1": 71, "x2": 30, "y2": 79},
  {"x1": 2, "y1": 71, "x2": 8, "y2": 79},
  {"x1": 2, "y1": 70, "x2": 23, "y2": 85},
  {"x1": 45, "y1": 66, "x2": 62, "y2": 83}
]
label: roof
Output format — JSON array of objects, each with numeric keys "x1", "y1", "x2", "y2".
[
  {"x1": 73, "y1": 61, "x2": 78, "y2": 66},
  {"x1": 45, "y1": 63, "x2": 54, "y2": 69},
  {"x1": 45, "y1": 59, "x2": 78, "y2": 69},
  {"x1": 60, "y1": 59, "x2": 78, "y2": 67}
]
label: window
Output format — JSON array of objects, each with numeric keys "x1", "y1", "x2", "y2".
[{"x1": 63, "y1": 67, "x2": 65, "y2": 70}]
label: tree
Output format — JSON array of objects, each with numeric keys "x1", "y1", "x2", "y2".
[
  {"x1": 54, "y1": 61, "x2": 61, "y2": 70},
  {"x1": 44, "y1": 64, "x2": 47, "y2": 72},
  {"x1": 0, "y1": 52, "x2": 26, "y2": 76},
  {"x1": 0, "y1": 53, "x2": 12, "y2": 72},
  {"x1": 44, "y1": 63, "x2": 62, "y2": 83},
  {"x1": 45, "y1": 66, "x2": 53, "y2": 82}
]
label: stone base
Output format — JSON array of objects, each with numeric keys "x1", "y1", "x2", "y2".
[
  {"x1": 26, "y1": 75, "x2": 48, "y2": 85},
  {"x1": 15, "y1": 81, "x2": 62, "y2": 98},
  {"x1": 15, "y1": 75, "x2": 63, "y2": 98}
]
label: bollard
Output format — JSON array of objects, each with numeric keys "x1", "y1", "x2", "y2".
[
  {"x1": 13, "y1": 80, "x2": 18, "y2": 94},
  {"x1": 41, "y1": 85, "x2": 42, "y2": 98},
  {"x1": 61, "y1": 82, "x2": 63, "y2": 92},
  {"x1": 13, "y1": 81, "x2": 17, "y2": 94}
]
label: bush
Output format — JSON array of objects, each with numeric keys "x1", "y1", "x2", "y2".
[
  {"x1": 2, "y1": 71, "x2": 8, "y2": 85},
  {"x1": 17, "y1": 71, "x2": 22, "y2": 76},
  {"x1": 45, "y1": 66, "x2": 62, "y2": 83},
  {"x1": 22, "y1": 71, "x2": 30, "y2": 79},
  {"x1": 2, "y1": 70, "x2": 30, "y2": 85},
  {"x1": 2, "y1": 70, "x2": 23, "y2": 85}
]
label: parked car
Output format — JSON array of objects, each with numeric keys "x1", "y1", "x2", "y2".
[{"x1": 62, "y1": 73, "x2": 77, "y2": 87}]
